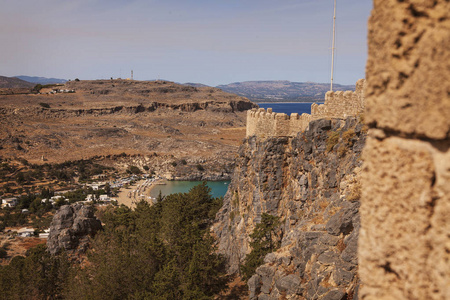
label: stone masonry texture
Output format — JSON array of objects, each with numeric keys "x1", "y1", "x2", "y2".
[{"x1": 360, "y1": 1, "x2": 450, "y2": 299}]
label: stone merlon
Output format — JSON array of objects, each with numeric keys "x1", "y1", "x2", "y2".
[{"x1": 246, "y1": 79, "x2": 366, "y2": 138}]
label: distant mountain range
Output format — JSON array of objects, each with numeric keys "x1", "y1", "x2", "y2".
[
  {"x1": 215, "y1": 81, "x2": 355, "y2": 103},
  {"x1": 15, "y1": 75, "x2": 67, "y2": 85},
  {"x1": 0, "y1": 76, "x2": 35, "y2": 88},
  {"x1": 2, "y1": 75, "x2": 355, "y2": 103}
]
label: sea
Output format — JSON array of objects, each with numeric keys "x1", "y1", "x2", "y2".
[
  {"x1": 257, "y1": 102, "x2": 324, "y2": 116},
  {"x1": 150, "y1": 180, "x2": 230, "y2": 199}
]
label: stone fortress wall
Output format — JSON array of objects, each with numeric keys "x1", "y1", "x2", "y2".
[{"x1": 246, "y1": 79, "x2": 366, "y2": 138}]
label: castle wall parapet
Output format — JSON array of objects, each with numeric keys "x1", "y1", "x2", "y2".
[{"x1": 246, "y1": 79, "x2": 365, "y2": 137}]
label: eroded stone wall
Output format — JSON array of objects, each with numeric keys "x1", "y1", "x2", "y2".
[
  {"x1": 246, "y1": 79, "x2": 366, "y2": 138},
  {"x1": 360, "y1": 1, "x2": 450, "y2": 299}
]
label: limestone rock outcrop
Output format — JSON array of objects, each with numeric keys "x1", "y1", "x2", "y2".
[
  {"x1": 214, "y1": 117, "x2": 366, "y2": 299},
  {"x1": 360, "y1": 1, "x2": 450, "y2": 299},
  {"x1": 47, "y1": 204, "x2": 102, "y2": 255}
]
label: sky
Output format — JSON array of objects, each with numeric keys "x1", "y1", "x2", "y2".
[{"x1": 1, "y1": 0, "x2": 372, "y2": 86}]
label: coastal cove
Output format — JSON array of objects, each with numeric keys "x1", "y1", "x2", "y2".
[{"x1": 149, "y1": 180, "x2": 230, "y2": 199}]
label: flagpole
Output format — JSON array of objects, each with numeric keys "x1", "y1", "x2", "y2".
[{"x1": 330, "y1": 0, "x2": 336, "y2": 91}]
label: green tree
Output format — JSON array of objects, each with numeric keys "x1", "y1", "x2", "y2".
[
  {"x1": 0, "y1": 183, "x2": 228, "y2": 299},
  {"x1": 241, "y1": 213, "x2": 281, "y2": 281},
  {"x1": 127, "y1": 165, "x2": 141, "y2": 175},
  {"x1": 0, "y1": 248, "x2": 6, "y2": 258},
  {"x1": 0, "y1": 245, "x2": 71, "y2": 299},
  {"x1": 64, "y1": 182, "x2": 226, "y2": 299}
]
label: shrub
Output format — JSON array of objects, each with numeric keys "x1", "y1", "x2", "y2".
[
  {"x1": 0, "y1": 248, "x2": 7, "y2": 259},
  {"x1": 341, "y1": 129, "x2": 355, "y2": 146},
  {"x1": 39, "y1": 102, "x2": 50, "y2": 108},
  {"x1": 181, "y1": 159, "x2": 187, "y2": 165},
  {"x1": 19, "y1": 158, "x2": 29, "y2": 166},
  {"x1": 229, "y1": 210, "x2": 236, "y2": 221},
  {"x1": 337, "y1": 144, "x2": 347, "y2": 157},
  {"x1": 347, "y1": 181, "x2": 361, "y2": 201},
  {"x1": 143, "y1": 165, "x2": 149, "y2": 171},
  {"x1": 33, "y1": 84, "x2": 43, "y2": 93},
  {"x1": 232, "y1": 191, "x2": 239, "y2": 208},
  {"x1": 170, "y1": 162, "x2": 177, "y2": 167},
  {"x1": 127, "y1": 165, "x2": 141, "y2": 175},
  {"x1": 74, "y1": 78, "x2": 80, "y2": 82},
  {"x1": 196, "y1": 164, "x2": 204, "y2": 171},
  {"x1": 338, "y1": 129, "x2": 356, "y2": 156},
  {"x1": 326, "y1": 130, "x2": 340, "y2": 152}
]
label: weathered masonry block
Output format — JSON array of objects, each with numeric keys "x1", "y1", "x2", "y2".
[
  {"x1": 360, "y1": 1, "x2": 450, "y2": 299},
  {"x1": 246, "y1": 79, "x2": 366, "y2": 137}
]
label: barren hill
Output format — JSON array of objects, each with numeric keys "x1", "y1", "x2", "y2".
[
  {"x1": 15, "y1": 75, "x2": 67, "y2": 85},
  {"x1": 0, "y1": 79, "x2": 257, "y2": 178},
  {"x1": 0, "y1": 76, "x2": 35, "y2": 89}
]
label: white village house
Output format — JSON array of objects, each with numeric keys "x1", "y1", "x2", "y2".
[
  {"x1": 17, "y1": 228, "x2": 35, "y2": 237},
  {"x1": 1, "y1": 197, "x2": 18, "y2": 208}
]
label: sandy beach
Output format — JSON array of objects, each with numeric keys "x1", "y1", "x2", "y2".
[{"x1": 115, "y1": 178, "x2": 164, "y2": 208}]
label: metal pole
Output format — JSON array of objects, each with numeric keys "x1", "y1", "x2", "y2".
[{"x1": 331, "y1": 0, "x2": 336, "y2": 91}]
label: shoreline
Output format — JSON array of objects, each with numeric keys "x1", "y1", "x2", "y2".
[
  {"x1": 146, "y1": 178, "x2": 167, "y2": 198},
  {"x1": 116, "y1": 178, "x2": 230, "y2": 208},
  {"x1": 116, "y1": 178, "x2": 165, "y2": 208}
]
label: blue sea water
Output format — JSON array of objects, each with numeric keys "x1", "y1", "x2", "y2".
[
  {"x1": 258, "y1": 102, "x2": 324, "y2": 116},
  {"x1": 150, "y1": 180, "x2": 230, "y2": 199}
]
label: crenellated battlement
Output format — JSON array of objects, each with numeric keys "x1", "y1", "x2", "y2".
[{"x1": 246, "y1": 79, "x2": 365, "y2": 137}]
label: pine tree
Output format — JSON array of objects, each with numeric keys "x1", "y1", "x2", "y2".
[{"x1": 241, "y1": 213, "x2": 281, "y2": 280}]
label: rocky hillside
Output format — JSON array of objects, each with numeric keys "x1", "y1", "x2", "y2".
[
  {"x1": 0, "y1": 79, "x2": 257, "y2": 178},
  {"x1": 217, "y1": 81, "x2": 355, "y2": 103},
  {"x1": 213, "y1": 117, "x2": 366, "y2": 299},
  {"x1": 0, "y1": 76, "x2": 35, "y2": 89}
]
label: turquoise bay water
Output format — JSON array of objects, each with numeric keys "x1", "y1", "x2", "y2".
[{"x1": 150, "y1": 180, "x2": 230, "y2": 199}]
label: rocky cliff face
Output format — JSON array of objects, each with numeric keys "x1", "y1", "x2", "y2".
[
  {"x1": 47, "y1": 204, "x2": 102, "y2": 255},
  {"x1": 213, "y1": 117, "x2": 366, "y2": 299}
]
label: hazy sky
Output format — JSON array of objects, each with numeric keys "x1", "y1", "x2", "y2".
[{"x1": 1, "y1": 0, "x2": 372, "y2": 86}]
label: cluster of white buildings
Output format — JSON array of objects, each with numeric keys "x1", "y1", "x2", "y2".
[
  {"x1": 47, "y1": 88, "x2": 75, "y2": 94},
  {"x1": 1, "y1": 197, "x2": 18, "y2": 208},
  {"x1": 109, "y1": 175, "x2": 141, "y2": 189},
  {"x1": 82, "y1": 193, "x2": 116, "y2": 205},
  {"x1": 41, "y1": 195, "x2": 69, "y2": 206}
]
